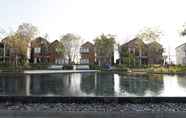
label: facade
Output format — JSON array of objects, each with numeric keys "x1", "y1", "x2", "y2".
[
  {"x1": 147, "y1": 41, "x2": 163, "y2": 65},
  {"x1": 1, "y1": 37, "x2": 20, "y2": 64},
  {"x1": 120, "y1": 38, "x2": 148, "y2": 66},
  {"x1": 0, "y1": 43, "x2": 4, "y2": 64},
  {"x1": 30, "y1": 37, "x2": 50, "y2": 64},
  {"x1": 49, "y1": 40, "x2": 67, "y2": 64},
  {"x1": 119, "y1": 38, "x2": 163, "y2": 66},
  {"x1": 80, "y1": 42, "x2": 95, "y2": 64},
  {"x1": 176, "y1": 43, "x2": 186, "y2": 65}
]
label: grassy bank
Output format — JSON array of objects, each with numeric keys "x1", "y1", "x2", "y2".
[
  {"x1": 1, "y1": 63, "x2": 186, "y2": 75},
  {"x1": 151, "y1": 65, "x2": 186, "y2": 74}
]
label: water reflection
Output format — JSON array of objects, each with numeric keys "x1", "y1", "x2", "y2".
[
  {"x1": 119, "y1": 74, "x2": 163, "y2": 96},
  {"x1": 0, "y1": 73, "x2": 186, "y2": 96}
]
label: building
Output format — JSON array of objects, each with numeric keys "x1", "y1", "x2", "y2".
[
  {"x1": 80, "y1": 42, "x2": 95, "y2": 64},
  {"x1": 1, "y1": 37, "x2": 20, "y2": 65},
  {"x1": 147, "y1": 41, "x2": 163, "y2": 65},
  {"x1": 176, "y1": 43, "x2": 186, "y2": 65},
  {"x1": 119, "y1": 38, "x2": 148, "y2": 66},
  {"x1": 119, "y1": 38, "x2": 163, "y2": 66},
  {"x1": 30, "y1": 37, "x2": 50, "y2": 64},
  {"x1": 49, "y1": 40, "x2": 67, "y2": 64},
  {"x1": 0, "y1": 43, "x2": 4, "y2": 64}
]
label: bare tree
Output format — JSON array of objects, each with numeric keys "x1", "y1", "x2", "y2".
[
  {"x1": 136, "y1": 27, "x2": 162, "y2": 43},
  {"x1": 17, "y1": 23, "x2": 38, "y2": 41},
  {"x1": 60, "y1": 33, "x2": 81, "y2": 64}
]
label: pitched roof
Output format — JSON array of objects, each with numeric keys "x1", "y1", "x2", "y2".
[
  {"x1": 49, "y1": 40, "x2": 63, "y2": 48},
  {"x1": 81, "y1": 41, "x2": 94, "y2": 47},
  {"x1": 121, "y1": 38, "x2": 146, "y2": 48},
  {"x1": 31, "y1": 37, "x2": 50, "y2": 47}
]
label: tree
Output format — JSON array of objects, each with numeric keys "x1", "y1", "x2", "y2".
[
  {"x1": 119, "y1": 46, "x2": 136, "y2": 67},
  {"x1": 94, "y1": 34, "x2": 115, "y2": 66},
  {"x1": 17, "y1": 23, "x2": 38, "y2": 41},
  {"x1": 135, "y1": 27, "x2": 162, "y2": 66},
  {"x1": 3, "y1": 23, "x2": 38, "y2": 65},
  {"x1": 60, "y1": 33, "x2": 81, "y2": 64},
  {"x1": 136, "y1": 27, "x2": 162, "y2": 43}
]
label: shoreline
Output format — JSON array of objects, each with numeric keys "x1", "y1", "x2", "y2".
[{"x1": 0, "y1": 69, "x2": 186, "y2": 75}]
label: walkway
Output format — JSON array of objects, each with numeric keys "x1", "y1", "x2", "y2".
[
  {"x1": 24, "y1": 70, "x2": 98, "y2": 74},
  {"x1": 0, "y1": 111, "x2": 186, "y2": 118}
]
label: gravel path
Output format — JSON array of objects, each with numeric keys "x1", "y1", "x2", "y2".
[{"x1": 1, "y1": 103, "x2": 186, "y2": 112}]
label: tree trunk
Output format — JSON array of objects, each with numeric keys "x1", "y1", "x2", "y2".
[{"x1": 139, "y1": 48, "x2": 142, "y2": 66}]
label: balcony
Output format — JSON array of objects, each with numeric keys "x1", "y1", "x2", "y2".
[
  {"x1": 80, "y1": 48, "x2": 89, "y2": 53},
  {"x1": 80, "y1": 59, "x2": 89, "y2": 64}
]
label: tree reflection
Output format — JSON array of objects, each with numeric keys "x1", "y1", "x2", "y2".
[
  {"x1": 30, "y1": 74, "x2": 65, "y2": 96},
  {"x1": 80, "y1": 73, "x2": 95, "y2": 94},
  {"x1": 95, "y1": 72, "x2": 114, "y2": 96}
]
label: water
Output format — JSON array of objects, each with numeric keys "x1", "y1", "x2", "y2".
[{"x1": 0, "y1": 72, "x2": 186, "y2": 97}]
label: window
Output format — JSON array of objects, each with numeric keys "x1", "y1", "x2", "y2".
[
  {"x1": 34, "y1": 48, "x2": 41, "y2": 53},
  {"x1": 80, "y1": 59, "x2": 89, "y2": 64},
  {"x1": 80, "y1": 48, "x2": 89, "y2": 53}
]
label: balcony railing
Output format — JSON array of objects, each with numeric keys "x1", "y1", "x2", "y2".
[
  {"x1": 80, "y1": 59, "x2": 89, "y2": 64},
  {"x1": 80, "y1": 48, "x2": 89, "y2": 53}
]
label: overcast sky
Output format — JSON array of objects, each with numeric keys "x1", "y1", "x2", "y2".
[{"x1": 1, "y1": 0, "x2": 186, "y2": 62}]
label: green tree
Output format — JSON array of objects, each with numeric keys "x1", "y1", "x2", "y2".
[
  {"x1": 3, "y1": 23, "x2": 38, "y2": 65},
  {"x1": 94, "y1": 34, "x2": 115, "y2": 66},
  {"x1": 136, "y1": 27, "x2": 162, "y2": 66}
]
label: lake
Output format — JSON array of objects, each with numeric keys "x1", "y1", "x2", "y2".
[{"x1": 0, "y1": 72, "x2": 186, "y2": 97}]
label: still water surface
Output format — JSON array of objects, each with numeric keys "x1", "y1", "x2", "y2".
[{"x1": 0, "y1": 72, "x2": 186, "y2": 97}]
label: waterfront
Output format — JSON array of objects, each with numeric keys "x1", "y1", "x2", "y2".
[{"x1": 0, "y1": 72, "x2": 186, "y2": 97}]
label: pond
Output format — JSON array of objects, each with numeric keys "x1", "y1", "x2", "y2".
[{"x1": 0, "y1": 72, "x2": 186, "y2": 97}]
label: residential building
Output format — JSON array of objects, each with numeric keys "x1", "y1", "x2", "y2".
[
  {"x1": 147, "y1": 41, "x2": 163, "y2": 65},
  {"x1": 119, "y1": 38, "x2": 148, "y2": 66},
  {"x1": 1, "y1": 37, "x2": 19, "y2": 64},
  {"x1": 80, "y1": 42, "x2": 95, "y2": 64},
  {"x1": 176, "y1": 43, "x2": 186, "y2": 65},
  {"x1": 30, "y1": 37, "x2": 50, "y2": 64},
  {"x1": 119, "y1": 38, "x2": 163, "y2": 66},
  {"x1": 49, "y1": 40, "x2": 67, "y2": 64},
  {"x1": 0, "y1": 43, "x2": 4, "y2": 64}
]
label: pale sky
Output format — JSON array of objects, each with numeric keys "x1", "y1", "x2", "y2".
[{"x1": 1, "y1": 0, "x2": 186, "y2": 63}]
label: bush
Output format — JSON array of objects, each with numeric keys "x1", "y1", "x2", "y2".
[{"x1": 63, "y1": 65, "x2": 73, "y2": 70}]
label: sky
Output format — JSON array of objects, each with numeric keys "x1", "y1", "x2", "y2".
[{"x1": 0, "y1": 0, "x2": 186, "y2": 63}]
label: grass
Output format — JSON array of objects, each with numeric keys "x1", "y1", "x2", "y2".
[{"x1": 150, "y1": 65, "x2": 186, "y2": 74}]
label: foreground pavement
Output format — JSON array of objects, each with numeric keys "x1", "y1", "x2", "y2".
[{"x1": 1, "y1": 111, "x2": 186, "y2": 118}]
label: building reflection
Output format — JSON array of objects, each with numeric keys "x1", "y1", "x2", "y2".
[
  {"x1": 119, "y1": 74, "x2": 163, "y2": 96},
  {"x1": 0, "y1": 74, "x2": 26, "y2": 96},
  {"x1": 177, "y1": 74, "x2": 186, "y2": 89},
  {"x1": 80, "y1": 72, "x2": 115, "y2": 96},
  {"x1": 30, "y1": 74, "x2": 65, "y2": 96},
  {"x1": 0, "y1": 73, "x2": 164, "y2": 97}
]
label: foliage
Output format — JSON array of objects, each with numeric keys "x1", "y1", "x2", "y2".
[
  {"x1": 17, "y1": 23, "x2": 38, "y2": 41},
  {"x1": 60, "y1": 33, "x2": 81, "y2": 64},
  {"x1": 136, "y1": 27, "x2": 162, "y2": 43},
  {"x1": 152, "y1": 65, "x2": 186, "y2": 74},
  {"x1": 94, "y1": 34, "x2": 115, "y2": 65},
  {"x1": 2, "y1": 23, "x2": 38, "y2": 65},
  {"x1": 119, "y1": 47, "x2": 137, "y2": 67}
]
